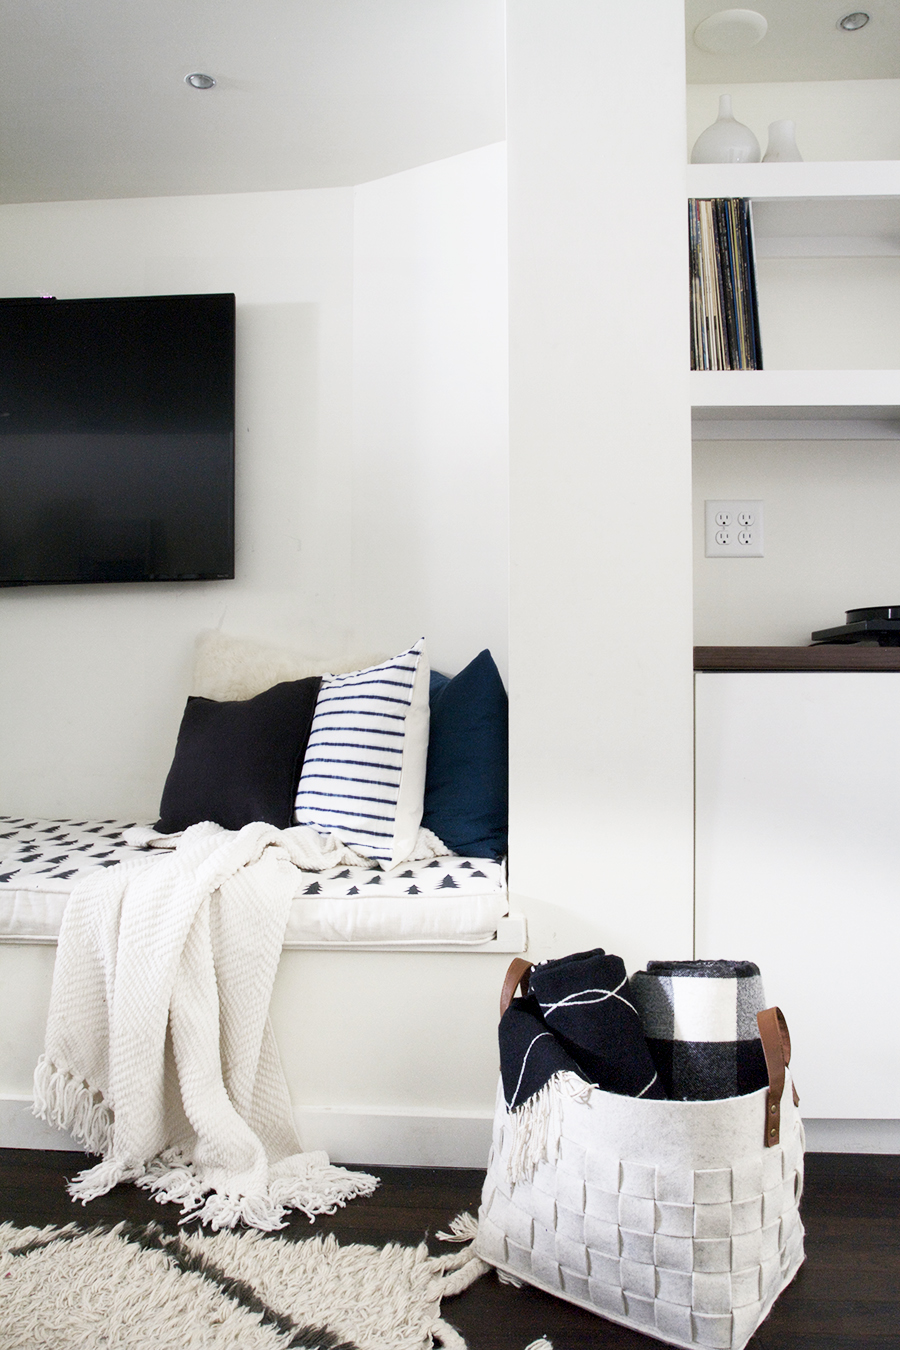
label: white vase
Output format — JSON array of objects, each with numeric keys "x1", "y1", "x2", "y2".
[
  {"x1": 690, "y1": 94, "x2": 761, "y2": 164},
  {"x1": 763, "y1": 119, "x2": 803, "y2": 162}
]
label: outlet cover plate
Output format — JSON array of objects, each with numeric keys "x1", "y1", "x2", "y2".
[{"x1": 705, "y1": 499, "x2": 764, "y2": 557}]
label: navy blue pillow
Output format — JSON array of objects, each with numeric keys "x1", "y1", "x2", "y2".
[
  {"x1": 156, "y1": 677, "x2": 321, "y2": 834},
  {"x1": 423, "y1": 650, "x2": 508, "y2": 859}
]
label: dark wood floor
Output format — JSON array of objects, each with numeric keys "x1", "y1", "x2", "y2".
[{"x1": 1, "y1": 1150, "x2": 897, "y2": 1349}]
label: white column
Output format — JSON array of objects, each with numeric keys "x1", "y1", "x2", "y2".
[
  {"x1": 506, "y1": 0, "x2": 694, "y2": 969},
  {"x1": 350, "y1": 146, "x2": 509, "y2": 680}
]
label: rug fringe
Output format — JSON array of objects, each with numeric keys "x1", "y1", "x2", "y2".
[
  {"x1": 436, "y1": 1246, "x2": 490, "y2": 1297},
  {"x1": 430, "y1": 1219, "x2": 491, "y2": 1314},
  {"x1": 32, "y1": 1056, "x2": 115, "y2": 1156},
  {"x1": 436, "y1": 1212, "x2": 479, "y2": 1243},
  {"x1": 431, "y1": 1318, "x2": 469, "y2": 1349}
]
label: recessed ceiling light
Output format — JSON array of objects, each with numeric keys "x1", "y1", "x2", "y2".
[
  {"x1": 185, "y1": 72, "x2": 216, "y2": 90},
  {"x1": 693, "y1": 9, "x2": 768, "y2": 56},
  {"x1": 838, "y1": 11, "x2": 869, "y2": 29}
]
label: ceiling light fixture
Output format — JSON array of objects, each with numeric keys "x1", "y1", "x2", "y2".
[
  {"x1": 693, "y1": 9, "x2": 768, "y2": 56},
  {"x1": 838, "y1": 12, "x2": 870, "y2": 29},
  {"x1": 185, "y1": 72, "x2": 216, "y2": 89}
]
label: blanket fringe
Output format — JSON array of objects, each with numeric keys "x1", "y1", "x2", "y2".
[
  {"x1": 139, "y1": 1155, "x2": 210, "y2": 1213},
  {"x1": 267, "y1": 1162, "x2": 380, "y2": 1224},
  {"x1": 187, "y1": 1191, "x2": 289, "y2": 1233},
  {"x1": 137, "y1": 1154, "x2": 380, "y2": 1231},
  {"x1": 32, "y1": 1056, "x2": 381, "y2": 1232},
  {"x1": 67, "y1": 1157, "x2": 143, "y2": 1203},
  {"x1": 505, "y1": 1071, "x2": 593, "y2": 1184},
  {"x1": 32, "y1": 1056, "x2": 115, "y2": 1157}
]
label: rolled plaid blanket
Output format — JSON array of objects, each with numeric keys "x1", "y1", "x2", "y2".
[{"x1": 629, "y1": 959, "x2": 769, "y2": 1101}]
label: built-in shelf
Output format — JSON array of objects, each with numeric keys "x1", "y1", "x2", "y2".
[
  {"x1": 691, "y1": 371, "x2": 900, "y2": 439},
  {"x1": 688, "y1": 165, "x2": 900, "y2": 439},
  {"x1": 688, "y1": 161, "x2": 900, "y2": 258},
  {"x1": 691, "y1": 369, "x2": 900, "y2": 406},
  {"x1": 687, "y1": 160, "x2": 900, "y2": 201}
]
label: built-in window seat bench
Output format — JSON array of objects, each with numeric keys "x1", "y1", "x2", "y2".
[
  {"x1": 0, "y1": 635, "x2": 520, "y2": 1165},
  {"x1": 0, "y1": 816, "x2": 524, "y2": 1166},
  {"x1": 0, "y1": 817, "x2": 521, "y2": 951}
]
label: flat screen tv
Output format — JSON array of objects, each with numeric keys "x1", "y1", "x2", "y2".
[{"x1": 0, "y1": 292, "x2": 235, "y2": 586}]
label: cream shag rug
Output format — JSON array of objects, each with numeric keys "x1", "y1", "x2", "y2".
[{"x1": 0, "y1": 1218, "x2": 487, "y2": 1349}]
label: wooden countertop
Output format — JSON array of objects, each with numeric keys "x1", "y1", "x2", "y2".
[{"x1": 694, "y1": 646, "x2": 900, "y2": 672}]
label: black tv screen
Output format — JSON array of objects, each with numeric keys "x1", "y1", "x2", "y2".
[{"x1": 0, "y1": 292, "x2": 235, "y2": 586}]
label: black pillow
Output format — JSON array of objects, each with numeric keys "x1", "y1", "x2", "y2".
[{"x1": 156, "y1": 677, "x2": 322, "y2": 834}]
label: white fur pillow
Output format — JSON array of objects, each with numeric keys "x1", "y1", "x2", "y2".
[{"x1": 190, "y1": 630, "x2": 390, "y2": 703}]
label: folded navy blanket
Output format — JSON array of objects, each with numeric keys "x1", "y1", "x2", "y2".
[
  {"x1": 500, "y1": 948, "x2": 665, "y2": 1110},
  {"x1": 629, "y1": 959, "x2": 769, "y2": 1101}
]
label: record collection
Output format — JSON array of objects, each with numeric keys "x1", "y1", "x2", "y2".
[{"x1": 689, "y1": 197, "x2": 763, "y2": 371}]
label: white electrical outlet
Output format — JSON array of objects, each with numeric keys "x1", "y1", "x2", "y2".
[{"x1": 705, "y1": 500, "x2": 764, "y2": 557}]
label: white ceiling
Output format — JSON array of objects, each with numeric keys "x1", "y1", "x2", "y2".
[
  {"x1": 686, "y1": 0, "x2": 900, "y2": 83},
  {"x1": 0, "y1": 0, "x2": 506, "y2": 205},
  {"x1": 1, "y1": 2, "x2": 895, "y2": 207}
]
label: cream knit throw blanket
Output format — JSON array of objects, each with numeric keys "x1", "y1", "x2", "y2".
[{"x1": 33, "y1": 821, "x2": 384, "y2": 1231}]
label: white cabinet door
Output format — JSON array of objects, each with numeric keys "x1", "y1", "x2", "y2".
[{"x1": 695, "y1": 671, "x2": 900, "y2": 1119}]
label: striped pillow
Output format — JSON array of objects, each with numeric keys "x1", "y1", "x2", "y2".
[{"x1": 293, "y1": 639, "x2": 430, "y2": 867}]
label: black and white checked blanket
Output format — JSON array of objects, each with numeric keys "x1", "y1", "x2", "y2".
[
  {"x1": 500, "y1": 948, "x2": 665, "y2": 1110},
  {"x1": 629, "y1": 959, "x2": 769, "y2": 1101}
]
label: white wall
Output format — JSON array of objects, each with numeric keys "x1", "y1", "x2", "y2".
[
  {"x1": 0, "y1": 146, "x2": 509, "y2": 818},
  {"x1": 351, "y1": 144, "x2": 509, "y2": 682},
  {"x1": 754, "y1": 257, "x2": 900, "y2": 373},
  {"x1": 694, "y1": 438, "x2": 900, "y2": 646},
  {"x1": 0, "y1": 188, "x2": 355, "y2": 818},
  {"x1": 505, "y1": 0, "x2": 695, "y2": 972}
]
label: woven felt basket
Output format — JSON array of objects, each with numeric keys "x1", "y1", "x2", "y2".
[{"x1": 474, "y1": 960, "x2": 805, "y2": 1350}]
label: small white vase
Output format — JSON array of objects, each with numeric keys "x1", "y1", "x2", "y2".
[
  {"x1": 690, "y1": 94, "x2": 761, "y2": 164},
  {"x1": 763, "y1": 119, "x2": 803, "y2": 162}
]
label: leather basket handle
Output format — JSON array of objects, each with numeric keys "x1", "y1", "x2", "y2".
[
  {"x1": 500, "y1": 958, "x2": 532, "y2": 1017},
  {"x1": 757, "y1": 1006, "x2": 800, "y2": 1148}
]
